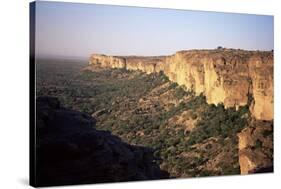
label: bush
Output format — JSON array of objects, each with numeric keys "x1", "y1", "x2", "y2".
[
  {"x1": 174, "y1": 87, "x2": 187, "y2": 99},
  {"x1": 178, "y1": 129, "x2": 185, "y2": 138},
  {"x1": 169, "y1": 82, "x2": 178, "y2": 89},
  {"x1": 191, "y1": 112, "x2": 198, "y2": 120},
  {"x1": 254, "y1": 139, "x2": 263, "y2": 149}
]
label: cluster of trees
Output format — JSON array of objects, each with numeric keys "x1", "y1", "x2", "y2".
[{"x1": 188, "y1": 104, "x2": 248, "y2": 145}]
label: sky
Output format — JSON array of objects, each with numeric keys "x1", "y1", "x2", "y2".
[{"x1": 35, "y1": 1, "x2": 274, "y2": 58}]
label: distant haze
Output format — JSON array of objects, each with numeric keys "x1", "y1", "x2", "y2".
[{"x1": 35, "y1": 1, "x2": 274, "y2": 59}]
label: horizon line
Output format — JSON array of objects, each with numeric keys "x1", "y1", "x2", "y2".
[{"x1": 36, "y1": 47, "x2": 274, "y2": 60}]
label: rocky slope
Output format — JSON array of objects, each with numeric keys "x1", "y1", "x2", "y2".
[
  {"x1": 35, "y1": 96, "x2": 168, "y2": 186},
  {"x1": 237, "y1": 120, "x2": 273, "y2": 174},
  {"x1": 89, "y1": 49, "x2": 273, "y2": 121}
]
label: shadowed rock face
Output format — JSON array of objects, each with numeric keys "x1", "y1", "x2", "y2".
[
  {"x1": 89, "y1": 49, "x2": 273, "y2": 121},
  {"x1": 36, "y1": 96, "x2": 168, "y2": 187},
  {"x1": 237, "y1": 120, "x2": 273, "y2": 174}
]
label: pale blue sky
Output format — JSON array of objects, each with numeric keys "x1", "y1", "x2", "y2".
[{"x1": 35, "y1": 1, "x2": 274, "y2": 58}]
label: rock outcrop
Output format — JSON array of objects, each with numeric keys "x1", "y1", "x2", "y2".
[
  {"x1": 36, "y1": 96, "x2": 168, "y2": 187},
  {"x1": 237, "y1": 120, "x2": 273, "y2": 174},
  {"x1": 89, "y1": 49, "x2": 273, "y2": 121}
]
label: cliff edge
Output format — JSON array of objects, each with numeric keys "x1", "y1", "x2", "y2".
[{"x1": 89, "y1": 49, "x2": 273, "y2": 121}]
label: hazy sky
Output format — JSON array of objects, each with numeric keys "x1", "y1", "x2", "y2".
[{"x1": 35, "y1": 1, "x2": 274, "y2": 58}]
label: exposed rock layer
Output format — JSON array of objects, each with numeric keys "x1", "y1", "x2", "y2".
[{"x1": 89, "y1": 49, "x2": 273, "y2": 121}]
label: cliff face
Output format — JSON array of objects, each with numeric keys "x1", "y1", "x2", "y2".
[
  {"x1": 89, "y1": 49, "x2": 273, "y2": 121},
  {"x1": 249, "y1": 55, "x2": 274, "y2": 120},
  {"x1": 237, "y1": 121, "x2": 273, "y2": 174},
  {"x1": 89, "y1": 54, "x2": 126, "y2": 69}
]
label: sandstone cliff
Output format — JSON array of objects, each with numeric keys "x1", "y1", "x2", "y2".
[
  {"x1": 89, "y1": 49, "x2": 273, "y2": 121},
  {"x1": 237, "y1": 120, "x2": 273, "y2": 174}
]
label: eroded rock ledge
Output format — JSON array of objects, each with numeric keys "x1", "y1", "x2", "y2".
[{"x1": 89, "y1": 49, "x2": 273, "y2": 121}]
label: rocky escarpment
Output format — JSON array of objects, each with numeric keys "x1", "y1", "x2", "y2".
[
  {"x1": 36, "y1": 96, "x2": 168, "y2": 187},
  {"x1": 89, "y1": 49, "x2": 273, "y2": 121},
  {"x1": 237, "y1": 120, "x2": 273, "y2": 174}
]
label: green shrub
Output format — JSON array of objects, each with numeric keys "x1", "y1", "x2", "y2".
[
  {"x1": 178, "y1": 129, "x2": 185, "y2": 138},
  {"x1": 169, "y1": 82, "x2": 178, "y2": 89},
  {"x1": 255, "y1": 139, "x2": 263, "y2": 149},
  {"x1": 174, "y1": 87, "x2": 187, "y2": 99}
]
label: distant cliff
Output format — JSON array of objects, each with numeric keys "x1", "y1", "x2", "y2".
[{"x1": 89, "y1": 49, "x2": 273, "y2": 121}]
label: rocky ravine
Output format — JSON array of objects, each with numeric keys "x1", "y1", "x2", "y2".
[
  {"x1": 89, "y1": 49, "x2": 273, "y2": 174},
  {"x1": 36, "y1": 96, "x2": 168, "y2": 186},
  {"x1": 89, "y1": 49, "x2": 273, "y2": 121}
]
